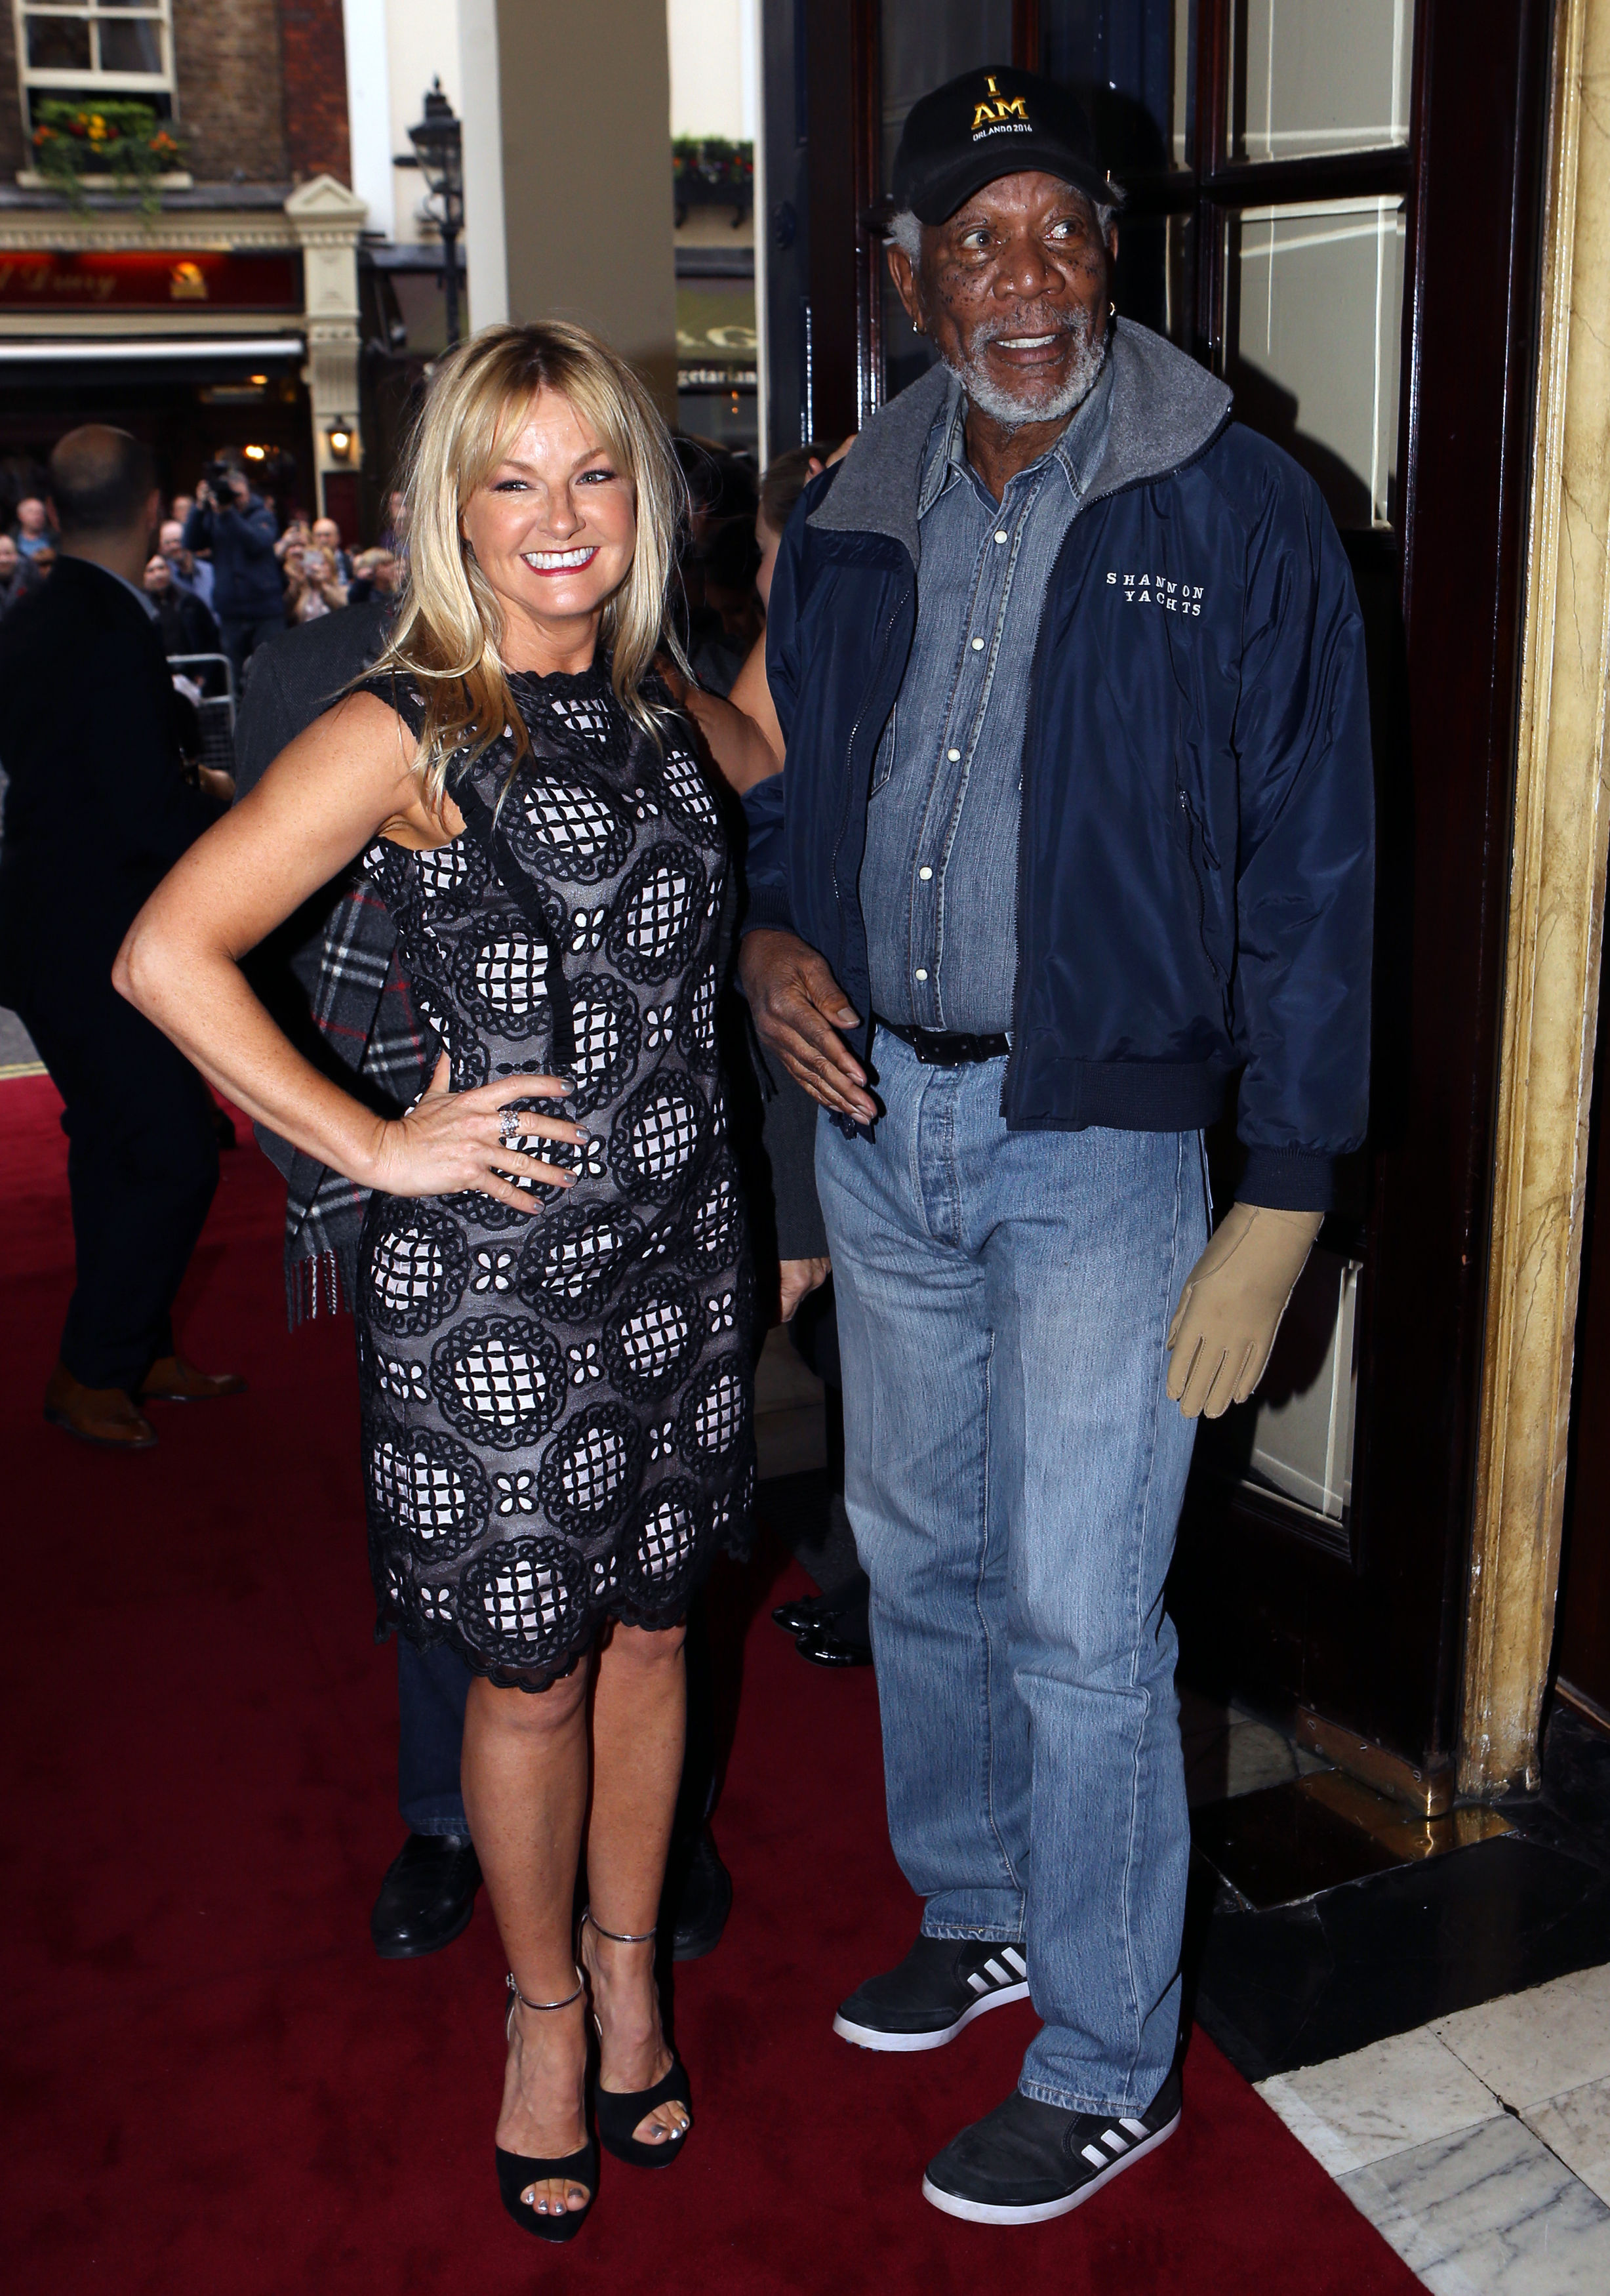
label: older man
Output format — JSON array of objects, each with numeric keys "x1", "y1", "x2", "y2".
[{"x1": 741, "y1": 67, "x2": 1373, "y2": 2223}]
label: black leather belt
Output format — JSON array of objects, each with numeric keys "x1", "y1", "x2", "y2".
[{"x1": 876, "y1": 1018, "x2": 1011, "y2": 1067}]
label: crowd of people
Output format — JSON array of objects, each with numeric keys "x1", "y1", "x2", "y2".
[{"x1": 0, "y1": 465, "x2": 407, "y2": 686}]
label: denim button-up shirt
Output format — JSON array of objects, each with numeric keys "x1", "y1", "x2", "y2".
[{"x1": 860, "y1": 359, "x2": 1114, "y2": 1034}]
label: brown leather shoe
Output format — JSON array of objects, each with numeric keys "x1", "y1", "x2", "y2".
[
  {"x1": 43, "y1": 1362, "x2": 157, "y2": 1450},
  {"x1": 138, "y1": 1354, "x2": 247, "y2": 1403}
]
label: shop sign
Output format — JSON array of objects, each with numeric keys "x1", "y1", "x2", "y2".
[{"x1": 0, "y1": 251, "x2": 302, "y2": 308}]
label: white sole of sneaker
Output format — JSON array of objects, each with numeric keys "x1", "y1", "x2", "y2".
[
  {"x1": 919, "y1": 2106, "x2": 1180, "y2": 2224},
  {"x1": 832, "y1": 1978, "x2": 1030, "y2": 2054}
]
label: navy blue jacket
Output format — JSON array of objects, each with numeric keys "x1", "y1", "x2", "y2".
[
  {"x1": 744, "y1": 324, "x2": 1374, "y2": 1212},
  {"x1": 182, "y1": 491, "x2": 283, "y2": 623}
]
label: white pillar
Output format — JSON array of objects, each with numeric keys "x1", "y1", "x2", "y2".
[
  {"x1": 343, "y1": 0, "x2": 394, "y2": 241},
  {"x1": 457, "y1": 0, "x2": 508, "y2": 327}
]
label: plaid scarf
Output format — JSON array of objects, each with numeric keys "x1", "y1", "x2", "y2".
[{"x1": 259, "y1": 871, "x2": 433, "y2": 1327}]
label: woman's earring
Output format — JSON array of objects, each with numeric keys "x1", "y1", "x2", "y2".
[{"x1": 1109, "y1": 300, "x2": 1116, "y2": 316}]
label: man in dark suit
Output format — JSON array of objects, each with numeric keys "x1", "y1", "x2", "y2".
[{"x1": 0, "y1": 426, "x2": 243, "y2": 1448}]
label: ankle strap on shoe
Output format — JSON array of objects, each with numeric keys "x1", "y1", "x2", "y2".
[
  {"x1": 581, "y1": 1906, "x2": 657, "y2": 1946},
  {"x1": 506, "y1": 1967, "x2": 584, "y2": 2012}
]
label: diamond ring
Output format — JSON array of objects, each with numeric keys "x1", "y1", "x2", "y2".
[{"x1": 498, "y1": 1110, "x2": 521, "y2": 1150}]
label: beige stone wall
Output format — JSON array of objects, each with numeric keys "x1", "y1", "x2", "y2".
[
  {"x1": 172, "y1": 0, "x2": 290, "y2": 184},
  {"x1": 493, "y1": 0, "x2": 677, "y2": 412}
]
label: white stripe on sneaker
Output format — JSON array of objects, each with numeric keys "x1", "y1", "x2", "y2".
[
  {"x1": 1101, "y1": 2129, "x2": 1128, "y2": 2153},
  {"x1": 1003, "y1": 1947, "x2": 1026, "y2": 1975},
  {"x1": 1119, "y1": 2117, "x2": 1148, "y2": 2137},
  {"x1": 966, "y1": 1970, "x2": 989, "y2": 1993},
  {"x1": 1081, "y1": 2143, "x2": 1108, "y2": 2167},
  {"x1": 982, "y1": 1959, "x2": 1009, "y2": 1984}
]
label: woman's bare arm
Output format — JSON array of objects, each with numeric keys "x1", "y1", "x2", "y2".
[
  {"x1": 678, "y1": 632, "x2": 784, "y2": 795},
  {"x1": 114, "y1": 692, "x2": 584, "y2": 1212}
]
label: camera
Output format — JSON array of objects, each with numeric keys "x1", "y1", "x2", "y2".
[{"x1": 199, "y1": 459, "x2": 242, "y2": 498}]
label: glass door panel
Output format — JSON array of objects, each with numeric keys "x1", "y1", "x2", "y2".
[
  {"x1": 878, "y1": 3, "x2": 1015, "y2": 402},
  {"x1": 1226, "y1": 195, "x2": 1406, "y2": 528},
  {"x1": 1114, "y1": 209, "x2": 1196, "y2": 344},
  {"x1": 1230, "y1": 0, "x2": 1415, "y2": 163},
  {"x1": 1040, "y1": 0, "x2": 1193, "y2": 173}
]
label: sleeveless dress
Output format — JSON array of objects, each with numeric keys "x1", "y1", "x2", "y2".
[{"x1": 352, "y1": 661, "x2": 754, "y2": 1691}]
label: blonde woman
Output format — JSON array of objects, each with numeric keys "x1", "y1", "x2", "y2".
[{"x1": 115, "y1": 323, "x2": 755, "y2": 2242}]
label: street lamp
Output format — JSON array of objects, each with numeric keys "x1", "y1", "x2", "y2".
[{"x1": 405, "y1": 79, "x2": 464, "y2": 347}]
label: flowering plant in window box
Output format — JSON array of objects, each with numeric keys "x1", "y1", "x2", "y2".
[{"x1": 31, "y1": 100, "x2": 187, "y2": 218}]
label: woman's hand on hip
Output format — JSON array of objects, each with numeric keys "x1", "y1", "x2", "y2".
[{"x1": 363, "y1": 1052, "x2": 586, "y2": 1214}]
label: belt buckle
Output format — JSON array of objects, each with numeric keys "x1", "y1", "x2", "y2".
[{"x1": 912, "y1": 1027, "x2": 963, "y2": 1067}]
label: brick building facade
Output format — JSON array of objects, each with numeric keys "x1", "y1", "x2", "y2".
[{"x1": 0, "y1": 0, "x2": 367, "y2": 531}]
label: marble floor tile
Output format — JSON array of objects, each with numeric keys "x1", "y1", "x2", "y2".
[
  {"x1": 1340, "y1": 2113, "x2": 1610, "y2": 2295},
  {"x1": 1433, "y1": 1964, "x2": 1610, "y2": 2108},
  {"x1": 1258, "y1": 2026, "x2": 1499, "y2": 2175},
  {"x1": 1524, "y1": 2075, "x2": 1610, "y2": 2205}
]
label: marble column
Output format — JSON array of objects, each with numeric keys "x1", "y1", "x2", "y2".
[{"x1": 1464, "y1": 0, "x2": 1610, "y2": 1794}]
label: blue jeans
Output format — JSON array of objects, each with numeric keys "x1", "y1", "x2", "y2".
[
  {"x1": 816, "y1": 1031, "x2": 1207, "y2": 2116},
  {"x1": 397, "y1": 1637, "x2": 471, "y2": 1838}
]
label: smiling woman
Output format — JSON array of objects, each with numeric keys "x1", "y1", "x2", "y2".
[
  {"x1": 376, "y1": 322, "x2": 693, "y2": 818},
  {"x1": 111, "y1": 320, "x2": 755, "y2": 2247}
]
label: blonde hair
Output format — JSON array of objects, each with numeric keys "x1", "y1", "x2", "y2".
[{"x1": 372, "y1": 320, "x2": 690, "y2": 815}]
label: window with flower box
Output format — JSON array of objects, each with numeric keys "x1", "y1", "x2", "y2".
[{"x1": 12, "y1": 1, "x2": 176, "y2": 139}]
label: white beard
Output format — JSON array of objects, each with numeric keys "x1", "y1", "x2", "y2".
[{"x1": 947, "y1": 311, "x2": 1108, "y2": 430}]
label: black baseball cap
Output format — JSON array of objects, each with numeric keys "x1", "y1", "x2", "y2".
[{"x1": 888, "y1": 65, "x2": 1119, "y2": 227}]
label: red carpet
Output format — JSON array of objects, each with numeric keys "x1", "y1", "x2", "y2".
[{"x1": 1, "y1": 1071, "x2": 1423, "y2": 2295}]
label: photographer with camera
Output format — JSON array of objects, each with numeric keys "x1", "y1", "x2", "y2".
[{"x1": 182, "y1": 459, "x2": 282, "y2": 680}]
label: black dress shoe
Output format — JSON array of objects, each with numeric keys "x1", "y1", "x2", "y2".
[
  {"x1": 795, "y1": 1574, "x2": 872, "y2": 1668},
  {"x1": 795, "y1": 1619, "x2": 873, "y2": 1667},
  {"x1": 669, "y1": 1826, "x2": 733, "y2": 1961},
  {"x1": 772, "y1": 1587, "x2": 838, "y2": 1635},
  {"x1": 922, "y1": 2068, "x2": 1182, "y2": 2224},
  {"x1": 370, "y1": 1830, "x2": 481, "y2": 1960}
]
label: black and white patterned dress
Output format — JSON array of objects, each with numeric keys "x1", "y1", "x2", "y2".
[{"x1": 353, "y1": 662, "x2": 754, "y2": 1691}]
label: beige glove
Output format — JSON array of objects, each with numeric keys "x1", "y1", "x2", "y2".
[{"x1": 1165, "y1": 1203, "x2": 1323, "y2": 1419}]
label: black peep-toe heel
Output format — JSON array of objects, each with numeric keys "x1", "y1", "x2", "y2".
[
  {"x1": 494, "y1": 1969, "x2": 597, "y2": 2242},
  {"x1": 582, "y1": 1908, "x2": 693, "y2": 2169}
]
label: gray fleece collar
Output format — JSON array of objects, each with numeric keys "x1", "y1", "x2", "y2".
[{"x1": 807, "y1": 320, "x2": 1232, "y2": 560}]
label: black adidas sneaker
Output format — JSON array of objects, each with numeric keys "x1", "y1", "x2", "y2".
[
  {"x1": 921, "y1": 2068, "x2": 1182, "y2": 2224},
  {"x1": 832, "y1": 1932, "x2": 1029, "y2": 2053}
]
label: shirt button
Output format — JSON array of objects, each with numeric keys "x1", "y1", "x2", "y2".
[
  {"x1": 971, "y1": 636, "x2": 984, "y2": 650},
  {"x1": 994, "y1": 530, "x2": 1008, "y2": 544},
  {"x1": 914, "y1": 968, "x2": 929, "y2": 982},
  {"x1": 947, "y1": 747, "x2": 961, "y2": 761},
  {"x1": 918, "y1": 866, "x2": 933, "y2": 880}
]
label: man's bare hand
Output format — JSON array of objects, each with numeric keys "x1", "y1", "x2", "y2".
[
  {"x1": 778, "y1": 1255, "x2": 830, "y2": 1324},
  {"x1": 740, "y1": 929, "x2": 876, "y2": 1121}
]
